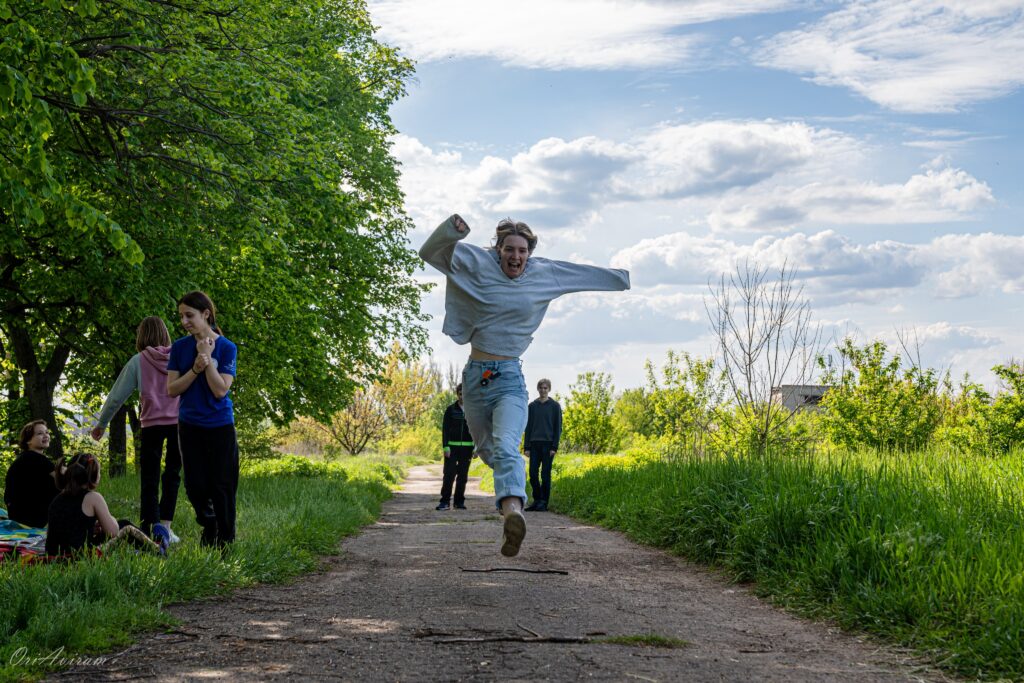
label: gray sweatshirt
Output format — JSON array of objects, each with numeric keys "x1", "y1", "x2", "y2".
[{"x1": 419, "y1": 216, "x2": 631, "y2": 357}]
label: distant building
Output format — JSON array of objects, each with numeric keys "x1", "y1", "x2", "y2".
[{"x1": 771, "y1": 384, "x2": 829, "y2": 412}]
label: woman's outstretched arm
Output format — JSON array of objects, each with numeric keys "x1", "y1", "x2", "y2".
[
  {"x1": 548, "y1": 259, "x2": 631, "y2": 295},
  {"x1": 419, "y1": 214, "x2": 470, "y2": 275}
]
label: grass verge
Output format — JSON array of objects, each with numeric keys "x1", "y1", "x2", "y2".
[
  {"x1": 553, "y1": 447, "x2": 1024, "y2": 681},
  {"x1": 0, "y1": 453, "x2": 405, "y2": 682}
]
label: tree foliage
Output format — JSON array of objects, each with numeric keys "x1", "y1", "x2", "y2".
[
  {"x1": 0, "y1": 0, "x2": 426, "y2": 453},
  {"x1": 643, "y1": 350, "x2": 726, "y2": 446},
  {"x1": 561, "y1": 371, "x2": 620, "y2": 454},
  {"x1": 819, "y1": 339, "x2": 942, "y2": 451}
]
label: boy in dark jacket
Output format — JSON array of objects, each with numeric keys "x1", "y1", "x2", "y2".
[
  {"x1": 524, "y1": 379, "x2": 562, "y2": 511},
  {"x1": 438, "y1": 383, "x2": 474, "y2": 510}
]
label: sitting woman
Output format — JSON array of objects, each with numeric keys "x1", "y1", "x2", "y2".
[
  {"x1": 46, "y1": 453, "x2": 165, "y2": 557},
  {"x1": 3, "y1": 420, "x2": 58, "y2": 528}
]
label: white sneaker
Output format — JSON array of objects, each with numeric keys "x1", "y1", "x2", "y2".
[
  {"x1": 500, "y1": 510, "x2": 526, "y2": 557},
  {"x1": 166, "y1": 528, "x2": 181, "y2": 544}
]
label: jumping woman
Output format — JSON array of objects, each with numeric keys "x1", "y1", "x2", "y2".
[
  {"x1": 166, "y1": 291, "x2": 239, "y2": 548},
  {"x1": 420, "y1": 214, "x2": 629, "y2": 556}
]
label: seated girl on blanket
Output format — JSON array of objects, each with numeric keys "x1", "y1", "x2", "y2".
[{"x1": 46, "y1": 453, "x2": 166, "y2": 557}]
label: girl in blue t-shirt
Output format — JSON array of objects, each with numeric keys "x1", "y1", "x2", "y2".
[{"x1": 167, "y1": 291, "x2": 239, "y2": 547}]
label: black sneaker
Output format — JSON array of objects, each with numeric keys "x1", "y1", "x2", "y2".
[
  {"x1": 534, "y1": 502, "x2": 548, "y2": 512},
  {"x1": 524, "y1": 503, "x2": 539, "y2": 512},
  {"x1": 436, "y1": 502, "x2": 450, "y2": 511},
  {"x1": 454, "y1": 503, "x2": 467, "y2": 509}
]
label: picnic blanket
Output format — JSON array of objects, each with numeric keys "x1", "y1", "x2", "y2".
[{"x1": 0, "y1": 508, "x2": 47, "y2": 560}]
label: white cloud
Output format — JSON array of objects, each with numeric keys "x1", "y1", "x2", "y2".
[
  {"x1": 708, "y1": 166, "x2": 993, "y2": 232},
  {"x1": 542, "y1": 290, "x2": 705, "y2": 346},
  {"x1": 612, "y1": 229, "x2": 1024, "y2": 299},
  {"x1": 395, "y1": 123, "x2": 991, "y2": 237},
  {"x1": 371, "y1": 0, "x2": 799, "y2": 70},
  {"x1": 615, "y1": 121, "x2": 825, "y2": 199},
  {"x1": 923, "y1": 232, "x2": 1024, "y2": 296},
  {"x1": 756, "y1": 0, "x2": 1024, "y2": 112}
]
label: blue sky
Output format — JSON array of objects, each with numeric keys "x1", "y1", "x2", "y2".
[{"x1": 370, "y1": 0, "x2": 1024, "y2": 392}]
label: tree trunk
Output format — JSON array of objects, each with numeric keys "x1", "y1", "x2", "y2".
[
  {"x1": 128, "y1": 404, "x2": 141, "y2": 473},
  {"x1": 108, "y1": 403, "x2": 128, "y2": 476},
  {"x1": 7, "y1": 325, "x2": 71, "y2": 459}
]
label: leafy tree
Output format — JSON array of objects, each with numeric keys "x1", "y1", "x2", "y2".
[
  {"x1": 613, "y1": 387, "x2": 656, "y2": 440},
  {"x1": 643, "y1": 350, "x2": 726, "y2": 446},
  {"x1": 305, "y1": 387, "x2": 388, "y2": 456},
  {"x1": 989, "y1": 362, "x2": 1024, "y2": 452},
  {"x1": 561, "y1": 371, "x2": 620, "y2": 454},
  {"x1": 819, "y1": 338, "x2": 942, "y2": 451},
  {"x1": 1, "y1": 0, "x2": 426, "y2": 455},
  {"x1": 935, "y1": 375, "x2": 993, "y2": 453},
  {"x1": 377, "y1": 344, "x2": 443, "y2": 430}
]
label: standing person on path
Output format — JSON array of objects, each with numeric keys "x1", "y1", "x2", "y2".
[
  {"x1": 91, "y1": 317, "x2": 181, "y2": 541},
  {"x1": 437, "y1": 383, "x2": 474, "y2": 511},
  {"x1": 3, "y1": 420, "x2": 58, "y2": 528},
  {"x1": 419, "y1": 214, "x2": 629, "y2": 556},
  {"x1": 524, "y1": 378, "x2": 561, "y2": 512},
  {"x1": 166, "y1": 291, "x2": 239, "y2": 548}
]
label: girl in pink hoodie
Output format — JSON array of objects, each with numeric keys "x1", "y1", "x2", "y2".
[{"x1": 91, "y1": 317, "x2": 181, "y2": 541}]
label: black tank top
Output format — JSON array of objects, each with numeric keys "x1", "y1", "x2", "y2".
[{"x1": 46, "y1": 490, "x2": 97, "y2": 556}]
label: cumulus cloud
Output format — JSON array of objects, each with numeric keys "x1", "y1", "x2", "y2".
[
  {"x1": 394, "y1": 123, "x2": 991, "y2": 236},
  {"x1": 612, "y1": 229, "x2": 1024, "y2": 298},
  {"x1": 755, "y1": 0, "x2": 1024, "y2": 112},
  {"x1": 923, "y1": 232, "x2": 1024, "y2": 296},
  {"x1": 371, "y1": 0, "x2": 798, "y2": 70},
  {"x1": 541, "y1": 291, "x2": 705, "y2": 346},
  {"x1": 708, "y1": 166, "x2": 993, "y2": 232}
]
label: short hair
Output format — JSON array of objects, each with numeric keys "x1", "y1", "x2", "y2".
[
  {"x1": 19, "y1": 420, "x2": 48, "y2": 451},
  {"x1": 455, "y1": 383, "x2": 463, "y2": 393},
  {"x1": 136, "y1": 316, "x2": 172, "y2": 352},
  {"x1": 537, "y1": 378, "x2": 552, "y2": 390},
  {"x1": 494, "y1": 218, "x2": 537, "y2": 254}
]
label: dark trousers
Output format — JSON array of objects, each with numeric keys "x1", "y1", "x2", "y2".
[
  {"x1": 139, "y1": 424, "x2": 182, "y2": 535},
  {"x1": 528, "y1": 441, "x2": 555, "y2": 504},
  {"x1": 179, "y1": 422, "x2": 239, "y2": 546},
  {"x1": 439, "y1": 447, "x2": 473, "y2": 506}
]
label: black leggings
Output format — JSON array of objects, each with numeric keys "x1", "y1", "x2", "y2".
[
  {"x1": 178, "y1": 422, "x2": 239, "y2": 546},
  {"x1": 139, "y1": 424, "x2": 181, "y2": 533}
]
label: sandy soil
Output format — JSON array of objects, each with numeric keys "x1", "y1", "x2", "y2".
[{"x1": 54, "y1": 465, "x2": 951, "y2": 682}]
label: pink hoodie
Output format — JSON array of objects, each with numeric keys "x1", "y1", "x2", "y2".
[{"x1": 139, "y1": 345, "x2": 179, "y2": 427}]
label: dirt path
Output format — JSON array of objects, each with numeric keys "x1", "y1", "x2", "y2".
[{"x1": 61, "y1": 465, "x2": 947, "y2": 682}]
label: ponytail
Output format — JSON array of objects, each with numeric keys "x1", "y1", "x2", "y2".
[{"x1": 54, "y1": 453, "x2": 100, "y2": 496}]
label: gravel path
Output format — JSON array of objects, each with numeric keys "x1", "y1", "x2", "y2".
[{"x1": 57, "y1": 465, "x2": 948, "y2": 682}]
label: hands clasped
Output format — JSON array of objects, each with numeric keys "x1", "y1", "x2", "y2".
[{"x1": 194, "y1": 336, "x2": 215, "y2": 373}]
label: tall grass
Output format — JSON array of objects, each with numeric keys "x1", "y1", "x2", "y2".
[
  {"x1": 553, "y1": 447, "x2": 1024, "y2": 681},
  {"x1": 0, "y1": 454, "x2": 404, "y2": 682}
]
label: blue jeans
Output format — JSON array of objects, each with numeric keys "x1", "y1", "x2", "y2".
[{"x1": 461, "y1": 359, "x2": 528, "y2": 509}]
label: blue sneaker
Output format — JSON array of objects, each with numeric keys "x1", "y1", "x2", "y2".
[{"x1": 152, "y1": 523, "x2": 171, "y2": 556}]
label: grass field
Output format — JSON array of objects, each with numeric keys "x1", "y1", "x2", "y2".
[
  {"x1": 0, "y1": 453, "x2": 404, "y2": 682},
  {"x1": 551, "y1": 446, "x2": 1024, "y2": 681}
]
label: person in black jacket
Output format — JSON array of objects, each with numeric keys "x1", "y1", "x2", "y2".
[
  {"x1": 437, "y1": 383, "x2": 475, "y2": 511},
  {"x1": 524, "y1": 379, "x2": 562, "y2": 512},
  {"x1": 3, "y1": 420, "x2": 58, "y2": 528}
]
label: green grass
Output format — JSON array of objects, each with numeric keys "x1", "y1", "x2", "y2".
[
  {"x1": 0, "y1": 453, "x2": 405, "y2": 682},
  {"x1": 551, "y1": 447, "x2": 1024, "y2": 681}
]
